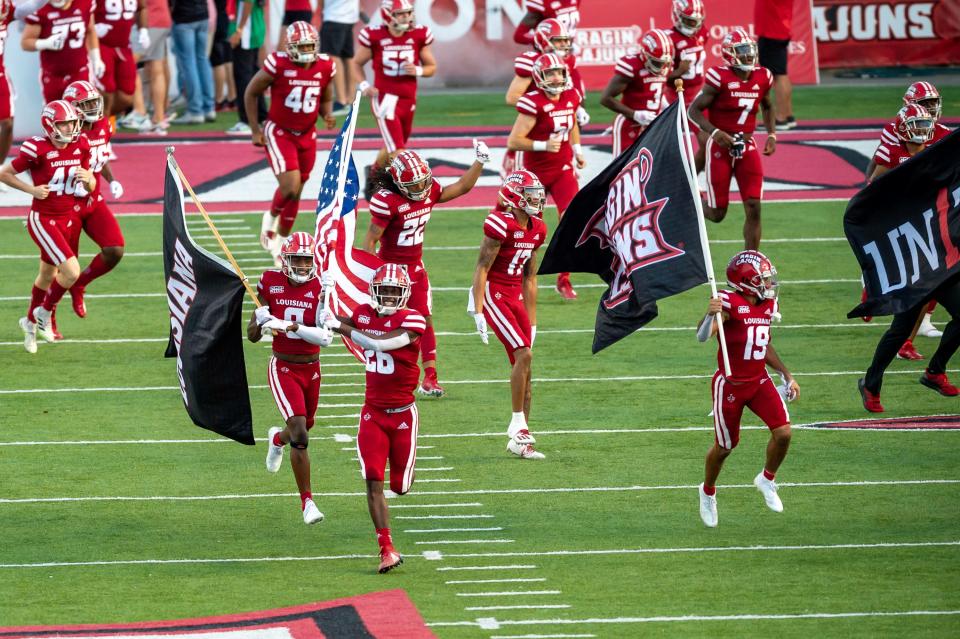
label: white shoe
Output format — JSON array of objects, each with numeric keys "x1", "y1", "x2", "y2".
[
  {"x1": 33, "y1": 306, "x2": 52, "y2": 332},
  {"x1": 259, "y1": 211, "x2": 279, "y2": 250},
  {"x1": 507, "y1": 427, "x2": 536, "y2": 445},
  {"x1": 302, "y1": 498, "x2": 324, "y2": 524},
  {"x1": 754, "y1": 472, "x2": 784, "y2": 513},
  {"x1": 918, "y1": 314, "x2": 943, "y2": 338},
  {"x1": 226, "y1": 121, "x2": 252, "y2": 135},
  {"x1": 698, "y1": 483, "x2": 718, "y2": 527},
  {"x1": 19, "y1": 317, "x2": 37, "y2": 354},
  {"x1": 265, "y1": 426, "x2": 284, "y2": 473},
  {"x1": 507, "y1": 438, "x2": 545, "y2": 459}
]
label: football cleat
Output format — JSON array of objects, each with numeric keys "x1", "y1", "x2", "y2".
[
  {"x1": 508, "y1": 428, "x2": 536, "y2": 445},
  {"x1": 260, "y1": 211, "x2": 279, "y2": 251},
  {"x1": 920, "y1": 371, "x2": 960, "y2": 397},
  {"x1": 302, "y1": 498, "x2": 324, "y2": 525},
  {"x1": 753, "y1": 472, "x2": 783, "y2": 513},
  {"x1": 378, "y1": 545, "x2": 403, "y2": 573},
  {"x1": 70, "y1": 286, "x2": 87, "y2": 318},
  {"x1": 19, "y1": 317, "x2": 37, "y2": 354},
  {"x1": 917, "y1": 314, "x2": 942, "y2": 338},
  {"x1": 265, "y1": 426, "x2": 284, "y2": 473},
  {"x1": 858, "y1": 378, "x2": 884, "y2": 413},
  {"x1": 33, "y1": 305, "x2": 53, "y2": 333},
  {"x1": 556, "y1": 273, "x2": 577, "y2": 300},
  {"x1": 698, "y1": 483, "x2": 718, "y2": 527},
  {"x1": 507, "y1": 439, "x2": 545, "y2": 459},
  {"x1": 417, "y1": 369, "x2": 445, "y2": 398},
  {"x1": 896, "y1": 340, "x2": 923, "y2": 361}
]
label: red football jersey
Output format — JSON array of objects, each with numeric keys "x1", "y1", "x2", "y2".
[
  {"x1": 666, "y1": 26, "x2": 707, "y2": 103},
  {"x1": 256, "y1": 269, "x2": 325, "y2": 357},
  {"x1": 26, "y1": 0, "x2": 94, "y2": 76},
  {"x1": 262, "y1": 52, "x2": 336, "y2": 133},
  {"x1": 0, "y1": 0, "x2": 15, "y2": 75},
  {"x1": 703, "y1": 65, "x2": 773, "y2": 135},
  {"x1": 368, "y1": 180, "x2": 443, "y2": 265},
  {"x1": 351, "y1": 303, "x2": 426, "y2": 409},
  {"x1": 717, "y1": 289, "x2": 778, "y2": 383},
  {"x1": 357, "y1": 24, "x2": 434, "y2": 100},
  {"x1": 525, "y1": 0, "x2": 580, "y2": 32},
  {"x1": 82, "y1": 117, "x2": 112, "y2": 196},
  {"x1": 94, "y1": 0, "x2": 137, "y2": 47},
  {"x1": 614, "y1": 53, "x2": 667, "y2": 114},
  {"x1": 11, "y1": 135, "x2": 91, "y2": 215},
  {"x1": 515, "y1": 87, "x2": 581, "y2": 172},
  {"x1": 483, "y1": 208, "x2": 547, "y2": 287}
]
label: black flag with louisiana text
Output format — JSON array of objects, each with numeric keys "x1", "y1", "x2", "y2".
[
  {"x1": 539, "y1": 100, "x2": 707, "y2": 352},
  {"x1": 162, "y1": 157, "x2": 254, "y2": 445},
  {"x1": 845, "y1": 129, "x2": 960, "y2": 318}
]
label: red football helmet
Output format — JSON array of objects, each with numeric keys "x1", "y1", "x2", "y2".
[
  {"x1": 370, "y1": 263, "x2": 412, "y2": 315},
  {"x1": 903, "y1": 81, "x2": 941, "y2": 120},
  {"x1": 62, "y1": 80, "x2": 103, "y2": 123},
  {"x1": 639, "y1": 29, "x2": 675, "y2": 76},
  {"x1": 726, "y1": 250, "x2": 778, "y2": 300},
  {"x1": 387, "y1": 150, "x2": 433, "y2": 201},
  {"x1": 281, "y1": 232, "x2": 318, "y2": 284},
  {"x1": 285, "y1": 21, "x2": 319, "y2": 64},
  {"x1": 380, "y1": 0, "x2": 414, "y2": 32},
  {"x1": 894, "y1": 104, "x2": 935, "y2": 145},
  {"x1": 533, "y1": 18, "x2": 572, "y2": 56},
  {"x1": 672, "y1": 0, "x2": 705, "y2": 36},
  {"x1": 499, "y1": 170, "x2": 545, "y2": 218},
  {"x1": 40, "y1": 100, "x2": 81, "y2": 146},
  {"x1": 720, "y1": 27, "x2": 757, "y2": 72},
  {"x1": 532, "y1": 52, "x2": 571, "y2": 96}
]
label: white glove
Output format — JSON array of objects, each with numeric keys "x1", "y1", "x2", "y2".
[
  {"x1": 74, "y1": 182, "x2": 88, "y2": 198},
  {"x1": 35, "y1": 32, "x2": 65, "y2": 51},
  {"x1": 137, "y1": 28, "x2": 151, "y2": 50},
  {"x1": 530, "y1": 325, "x2": 536, "y2": 346},
  {"x1": 576, "y1": 106, "x2": 590, "y2": 127},
  {"x1": 254, "y1": 305, "x2": 273, "y2": 325},
  {"x1": 633, "y1": 109, "x2": 654, "y2": 126},
  {"x1": 316, "y1": 326, "x2": 334, "y2": 347},
  {"x1": 90, "y1": 48, "x2": 106, "y2": 79},
  {"x1": 262, "y1": 317, "x2": 294, "y2": 332},
  {"x1": 321, "y1": 271, "x2": 335, "y2": 289},
  {"x1": 473, "y1": 138, "x2": 490, "y2": 165},
  {"x1": 472, "y1": 312, "x2": 488, "y2": 345},
  {"x1": 109, "y1": 180, "x2": 123, "y2": 199},
  {"x1": 776, "y1": 373, "x2": 797, "y2": 403},
  {"x1": 321, "y1": 308, "x2": 341, "y2": 330},
  {"x1": 94, "y1": 23, "x2": 111, "y2": 38}
]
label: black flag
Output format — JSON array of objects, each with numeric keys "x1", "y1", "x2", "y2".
[
  {"x1": 539, "y1": 100, "x2": 707, "y2": 352},
  {"x1": 845, "y1": 129, "x2": 960, "y2": 318},
  {"x1": 163, "y1": 156, "x2": 254, "y2": 445}
]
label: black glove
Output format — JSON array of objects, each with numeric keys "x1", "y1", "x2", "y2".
[{"x1": 729, "y1": 133, "x2": 746, "y2": 159}]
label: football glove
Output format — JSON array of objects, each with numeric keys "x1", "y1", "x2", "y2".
[
  {"x1": 472, "y1": 312, "x2": 488, "y2": 345},
  {"x1": 576, "y1": 106, "x2": 590, "y2": 127},
  {"x1": 473, "y1": 138, "x2": 490, "y2": 165},
  {"x1": 35, "y1": 32, "x2": 66, "y2": 51},
  {"x1": 321, "y1": 308, "x2": 341, "y2": 330},
  {"x1": 254, "y1": 305, "x2": 273, "y2": 325},
  {"x1": 261, "y1": 317, "x2": 294, "y2": 332},
  {"x1": 321, "y1": 272, "x2": 335, "y2": 289},
  {"x1": 109, "y1": 180, "x2": 124, "y2": 200},
  {"x1": 729, "y1": 133, "x2": 746, "y2": 159},
  {"x1": 632, "y1": 109, "x2": 654, "y2": 126},
  {"x1": 94, "y1": 23, "x2": 111, "y2": 38},
  {"x1": 90, "y1": 48, "x2": 106, "y2": 79},
  {"x1": 137, "y1": 28, "x2": 151, "y2": 50}
]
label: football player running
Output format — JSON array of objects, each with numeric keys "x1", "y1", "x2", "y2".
[
  {"x1": 0, "y1": 100, "x2": 95, "y2": 353},
  {"x1": 353, "y1": 0, "x2": 436, "y2": 200},
  {"x1": 22, "y1": 0, "x2": 104, "y2": 103},
  {"x1": 248, "y1": 21, "x2": 336, "y2": 264},
  {"x1": 665, "y1": 0, "x2": 709, "y2": 171},
  {"x1": 688, "y1": 28, "x2": 776, "y2": 250},
  {"x1": 600, "y1": 29, "x2": 673, "y2": 157},
  {"x1": 248, "y1": 232, "x2": 335, "y2": 526},
  {"x1": 508, "y1": 52, "x2": 585, "y2": 300},
  {"x1": 470, "y1": 171, "x2": 548, "y2": 460},
  {"x1": 695, "y1": 250, "x2": 799, "y2": 528},
  {"x1": 364, "y1": 142, "x2": 489, "y2": 398},
  {"x1": 322, "y1": 264, "x2": 427, "y2": 574},
  {"x1": 93, "y1": 0, "x2": 148, "y2": 116}
]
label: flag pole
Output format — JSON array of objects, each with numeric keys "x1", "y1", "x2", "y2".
[
  {"x1": 166, "y1": 147, "x2": 263, "y2": 309},
  {"x1": 673, "y1": 81, "x2": 732, "y2": 377}
]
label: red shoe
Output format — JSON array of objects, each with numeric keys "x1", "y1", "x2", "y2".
[
  {"x1": 896, "y1": 340, "x2": 923, "y2": 361},
  {"x1": 858, "y1": 378, "x2": 884, "y2": 413},
  {"x1": 556, "y1": 273, "x2": 577, "y2": 300},
  {"x1": 70, "y1": 286, "x2": 87, "y2": 318},
  {"x1": 920, "y1": 371, "x2": 960, "y2": 397},
  {"x1": 859, "y1": 288, "x2": 872, "y2": 322},
  {"x1": 417, "y1": 369, "x2": 445, "y2": 398},
  {"x1": 378, "y1": 546, "x2": 403, "y2": 574}
]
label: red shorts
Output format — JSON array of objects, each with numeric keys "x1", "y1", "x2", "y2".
[
  {"x1": 612, "y1": 113, "x2": 643, "y2": 157},
  {"x1": 371, "y1": 93, "x2": 416, "y2": 153},
  {"x1": 0, "y1": 74, "x2": 14, "y2": 120},
  {"x1": 705, "y1": 135, "x2": 764, "y2": 210},
  {"x1": 267, "y1": 357, "x2": 321, "y2": 428},
  {"x1": 263, "y1": 121, "x2": 317, "y2": 179},
  {"x1": 76, "y1": 195, "x2": 125, "y2": 249},
  {"x1": 523, "y1": 162, "x2": 579, "y2": 217},
  {"x1": 482, "y1": 281, "x2": 531, "y2": 364},
  {"x1": 42, "y1": 66, "x2": 91, "y2": 103},
  {"x1": 357, "y1": 402, "x2": 419, "y2": 495},
  {"x1": 28, "y1": 211, "x2": 82, "y2": 266},
  {"x1": 404, "y1": 262, "x2": 432, "y2": 316},
  {"x1": 97, "y1": 45, "x2": 137, "y2": 95},
  {"x1": 711, "y1": 371, "x2": 789, "y2": 450}
]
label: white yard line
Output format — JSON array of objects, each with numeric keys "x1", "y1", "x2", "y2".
[
  {"x1": 415, "y1": 539, "x2": 515, "y2": 545},
  {"x1": 455, "y1": 590, "x2": 560, "y2": 597},
  {"x1": 438, "y1": 565, "x2": 538, "y2": 572},
  {"x1": 405, "y1": 527, "x2": 504, "y2": 534},
  {"x1": 397, "y1": 514, "x2": 496, "y2": 520},
  {"x1": 467, "y1": 605, "x2": 569, "y2": 611},
  {"x1": 446, "y1": 578, "x2": 547, "y2": 585},
  {"x1": 490, "y1": 634, "x2": 592, "y2": 639}
]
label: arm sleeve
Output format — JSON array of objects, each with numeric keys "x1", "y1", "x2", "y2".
[
  {"x1": 293, "y1": 325, "x2": 333, "y2": 346},
  {"x1": 351, "y1": 331, "x2": 412, "y2": 352}
]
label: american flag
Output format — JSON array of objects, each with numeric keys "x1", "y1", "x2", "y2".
[{"x1": 314, "y1": 92, "x2": 382, "y2": 360}]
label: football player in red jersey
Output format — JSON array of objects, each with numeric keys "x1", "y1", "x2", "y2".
[
  {"x1": 470, "y1": 171, "x2": 548, "y2": 460},
  {"x1": 353, "y1": 0, "x2": 436, "y2": 199},
  {"x1": 322, "y1": 264, "x2": 428, "y2": 574},
  {"x1": 665, "y1": 0, "x2": 708, "y2": 171},
  {"x1": 695, "y1": 250, "x2": 799, "y2": 528},
  {"x1": 93, "y1": 0, "x2": 148, "y2": 116},
  {"x1": 600, "y1": 29, "x2": 673, "y2": 157},
  {"x1": 364, "y1": 143, "x2": 488, "y2": 398},
  {"x1": 245, "y1": 21, "x2": 336, "y2": 263},
  {"x1": 508, "y1": 52, "x2": 585, "y2": 300},
  {"x1": 0, "y1": 100, "x2": 95, "y2": 353},
  {"x1": 688, "y1": 28, "x2": 776, "y2": 250},
  {"x1": 513, "y1": 0, "x2": 579, "y2": 44},
  {"x1": 248, "y1": 232, "x2": 335, "y2": 526},
  {"x1": 22, "y1": 0, "x2": 105, "y2": 103}
]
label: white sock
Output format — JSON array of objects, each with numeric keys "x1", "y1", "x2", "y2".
[{"x1": 507, "y1": 411, "x2": 527, "y2": 437}]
